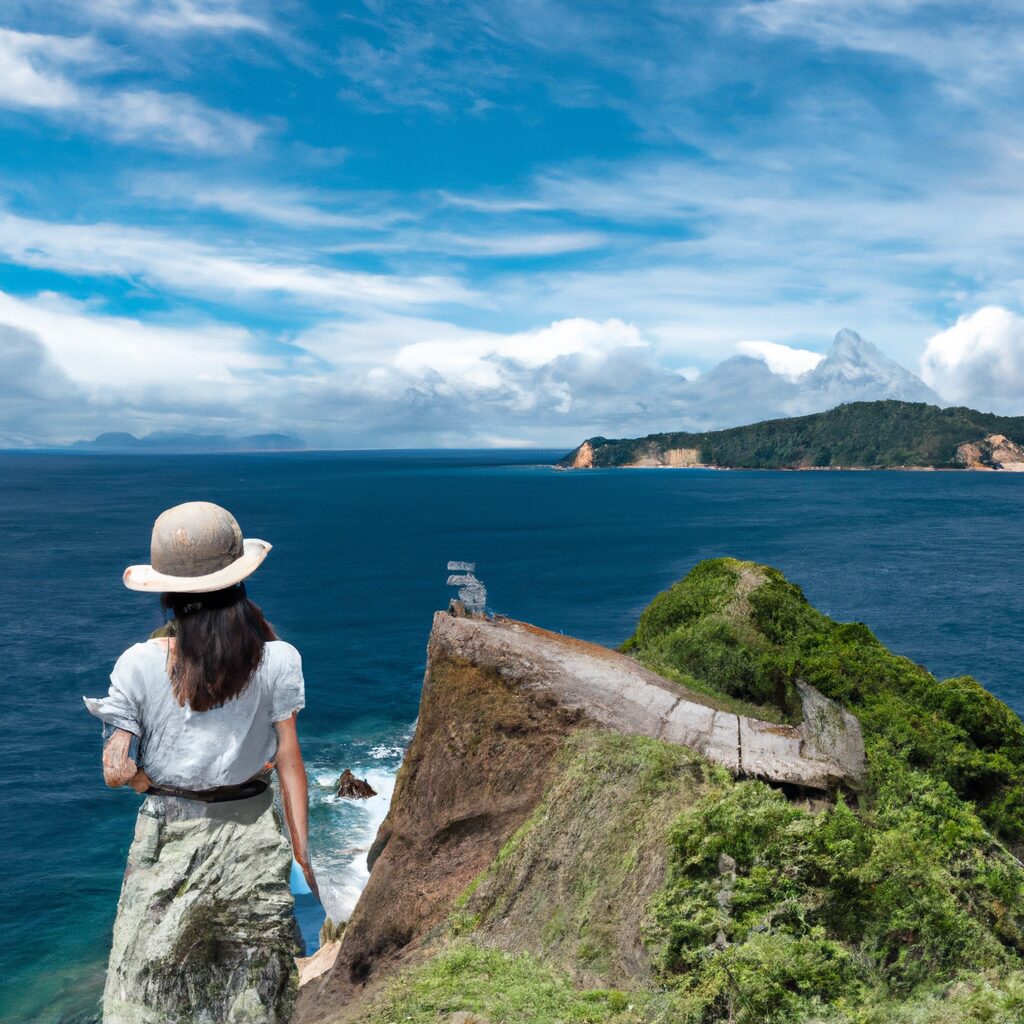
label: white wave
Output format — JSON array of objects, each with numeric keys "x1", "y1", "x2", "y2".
[
  {"x1": 368, "y1": 744, "x2": 404, "y2": 759},
  {"x1": 312, "y1": 765, "x2": 398, "y2": 924}
]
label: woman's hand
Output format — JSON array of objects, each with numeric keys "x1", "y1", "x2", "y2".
[
  {"x1": 275, "y1": 713, "x2": 321, "y2": 905},
  {"x1": 298, "y1": 855, "x2": 321, "y2": 902},
  {"x1": 103, "y1": 729, "x2": 145, "y2": 789}
]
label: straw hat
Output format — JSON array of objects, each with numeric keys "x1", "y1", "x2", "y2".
[{"x1": 123, "y1": 501, "x2": 271, "y2": 593}]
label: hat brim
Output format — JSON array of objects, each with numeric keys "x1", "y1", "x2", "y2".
[{"x1": 123, "y1": 539, "x2": 272, "y2": 593}]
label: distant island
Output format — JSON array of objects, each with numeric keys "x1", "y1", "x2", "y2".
[
  {"x1": 72, "y1": 431, "x2": 305, "y2": 453},
  {"x1": 560, "y1": 400, "x2": 1024, "y2": 471}
]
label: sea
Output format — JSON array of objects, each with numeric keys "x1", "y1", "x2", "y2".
[{"x1": 3, "y1": 451, "x2": 1024, "y2": 1024}]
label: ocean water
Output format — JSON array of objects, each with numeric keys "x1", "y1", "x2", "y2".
[{"x1": 3, "y1": 451, "x2": 1024, "y2": 1023}]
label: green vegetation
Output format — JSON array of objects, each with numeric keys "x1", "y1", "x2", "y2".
[
  {"x1": 562, "y1": 399, "x2": 1024, "y2": 468},
  {"x1": 451, "y1": 730, "x2": 728, "y2": 980},
  {"x1": 362, "y1": 559, "x2": 1024, "y2": 1024},
  {"x1": 365, "y1": 944, "x2": 654, "y2": 1024},
  {"x1": 625, "y1": 558, "x2": 1024, "y2": 844},
  {"x1": 631, "y1": 559, "x2": 1024, "y2": 1021}
]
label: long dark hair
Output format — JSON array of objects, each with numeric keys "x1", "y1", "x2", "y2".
[{"x1": 160, "y1": 583, "x2": 277, "y2": 712}]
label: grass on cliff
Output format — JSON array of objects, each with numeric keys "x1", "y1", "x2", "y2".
[
  {"x1": 365, "y1": 944, "x2": 655, "y2": 1024},
  {"x1": 367, "y1": 944, "x2": 1020, "y2": 1024},
  {"x1": 449, "y1": 730, "x2": 729, "y2": 982}
]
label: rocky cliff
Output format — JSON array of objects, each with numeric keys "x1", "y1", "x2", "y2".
[
  {"x1": 298, "y1": 559, "x2": 1024, "y2": 1024},
  {"x1": 954, "y1": 433, "x2": 1024, "y2": 470}
]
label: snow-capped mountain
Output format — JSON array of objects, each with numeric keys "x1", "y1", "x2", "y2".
[
  {"x1": 652, "y1": 329, "x2": 944, "y2": 433},
  {"x1": 800, "y1": 329, "x2": 940, "y2": 404}
]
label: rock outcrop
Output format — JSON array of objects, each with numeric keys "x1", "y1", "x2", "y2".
[
  {"x1": 335, "y1": 770, "x2": 376, "y2": 799},
  {"x1": 623, "y1": 446, "x2": 705, "y2": 468},
  {"x1": 294, "y1": 611, "x2": 591, "y2": 1021},
  {"x1": 295, "y1": 605, "x2": 865, "y2": 1022},
  {"x1": 954, "y1": 433, "x2": 1024, "y2": 470},
  {"x1": 568, "y1": 440, "x2": 594, "y2": 468}
]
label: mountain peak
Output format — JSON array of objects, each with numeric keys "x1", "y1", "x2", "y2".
[
  {"x1": 827, "y1": 328, "x2": 880, "y2": 364},
  {"x1": 803, "y1": 328, "x2": 941, "y2": 403}
]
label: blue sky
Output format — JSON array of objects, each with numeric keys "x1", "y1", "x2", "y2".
[{"x1": 1, "y1": 0, "x2": 1023, "y2": 446}]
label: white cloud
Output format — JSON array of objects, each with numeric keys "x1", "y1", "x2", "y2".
[
  {"x1": 412, "y1": 230, "x2": 608, "y2": 257},
  {"x1": 132, "y1": 175, "x2": 383, "y2": 229},
  {"x1": 0, "y1": 209, "x2": 475, "y2": 310},
  {"x1": 85, "y1": 0, "x2": 270, "y2": 34},
  {"x1": 738, "y1": 0, "x2": 1024, "y2": 98},
  {"x1": 0, "y1": 27, "x2": 102, "y2": 109},
  {"x1": 737, "y1": 340, "x2": 824, "y2": 380},
  {"x1": 0, "y1": 290, "x2": 272, "y2": 394},
  {"x1": 92, "y1": 89, "x2": 261, "y2": 150},
  {"x1": 293, "y1": 315, "x2": 648, "y2": 395},
  {"x1": 390, "y1": 317, "x2": 645, "y2": 389},
  {"x1": 438, "y1": 191, "x2": 552, "y2": 214},
  {"x1": 0, "y1": 26, "x2": 261, "y2": 151},
  {"x1": 919, "y1": 306, "x2": 1024, "y2": 412}
]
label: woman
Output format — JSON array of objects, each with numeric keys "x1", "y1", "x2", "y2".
[{"x1": 84, "y1": 501, "x2": 317, "y2": 1024}]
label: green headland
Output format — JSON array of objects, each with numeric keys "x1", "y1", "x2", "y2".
[{"x1": 561, "y1": 400, "x2": 1024, "y2": 470}]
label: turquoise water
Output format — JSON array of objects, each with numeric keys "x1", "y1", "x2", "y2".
[{"x1": 3, "y1": 451, "x2": 1024, "y2": 1023}]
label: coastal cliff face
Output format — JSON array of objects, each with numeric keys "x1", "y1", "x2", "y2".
[
  {"x1": 299, "y1": 559, "x2": 1024, "y2": 1024},
  {"x1": 567, "y1": 440, "x2": 704, "y2": 469},
  {"x1": 954, "y1": 433, "x2": 1024, "y2": 470},
  {"x1": 294, "y1": 612, "x2": 593, "y2": 1020}
]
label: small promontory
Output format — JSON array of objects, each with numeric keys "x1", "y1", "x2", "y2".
[
  {"x1": 561, "y1": 399, "x2": 1024, "y2": 470},
  {"x1": 297, "y1": 559, "x2": 1024, "y2": 1024}
]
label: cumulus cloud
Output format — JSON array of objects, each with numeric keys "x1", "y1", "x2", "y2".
[
  {"x1": 919, "y1": 306, "x2": 1024, "y2": 412},
  {"x1": 736, "y1": 340, "x2": 824, "y2": 380},
  {"x1": 0, "y1": 322, "x2": 93, "y2": 446},
  {"x1": 0, "y1": 290, "x2": 275, "y2": 398}
]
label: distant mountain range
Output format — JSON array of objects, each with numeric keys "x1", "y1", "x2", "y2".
[
  {"x1": 562, "y1": 401, "x2": 1024, "y2": 470},
  {"x1": 667, "y1": 328, "x2": 942, "y2": 430},
  {"x1": 72, "y1": 431, "x2": 305, "y2": 452}
]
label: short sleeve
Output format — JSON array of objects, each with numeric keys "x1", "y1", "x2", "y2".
[
  {"x1": 83, "y1": 646, "x2": 145, "y2": 739},
  {"x1": 270, "y1": 643, "x2": 305, "y2": 722}
]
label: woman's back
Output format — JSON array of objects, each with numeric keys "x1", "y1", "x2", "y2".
[{"x1": 86, "y1": 638, "x2": 304, "y2": 789}]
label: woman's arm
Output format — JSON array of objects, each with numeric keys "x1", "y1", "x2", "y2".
[
  {"x1": 275, "y1": 712, "x2": 319, "y2": 901},
  {"x1": 102, "y1": 728, "x2": 151, "y2": 793}
]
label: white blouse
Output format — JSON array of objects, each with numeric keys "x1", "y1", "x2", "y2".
[{"x1": 84, "y1": 639, "x2": 305, "y2": 789}]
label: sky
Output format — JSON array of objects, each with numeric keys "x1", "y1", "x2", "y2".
[{"x1": 1, "y1": 0, "x2": 1023, "y2": 447}]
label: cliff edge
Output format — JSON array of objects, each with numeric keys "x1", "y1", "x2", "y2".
[{"x1": 298, "y1": 558, "x2": 1024, "y2": 1024}]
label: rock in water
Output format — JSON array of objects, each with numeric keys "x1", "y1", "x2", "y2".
[{"x1": 336, "y1": 769, "x2": 376, "y2": 799}]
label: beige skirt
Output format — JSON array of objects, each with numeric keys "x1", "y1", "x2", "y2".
[{"x1": 102, "y1": 788, "x2": 300, "y2": 1024}]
